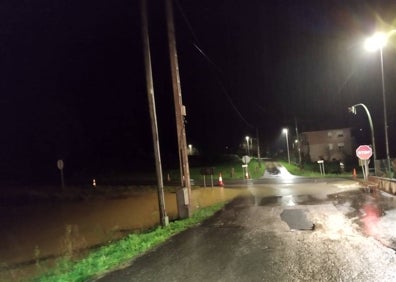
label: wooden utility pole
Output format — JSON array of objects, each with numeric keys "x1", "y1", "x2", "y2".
[
  {"x1": 256, "y1": 128, "x2": 261, "y2": 166},
  {"x1": 294, "y1": 117, "x2": 302, "y2": 167},
  {"x1": 165, "y1": 0, "x2": 192, "y2": 217},
  {"x1": 140, "y1": 0, "x2": 168, "y2": 226}
]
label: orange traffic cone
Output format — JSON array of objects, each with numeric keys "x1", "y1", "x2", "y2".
[
  {"x1": 218, "y1": 173, "x2": 224, "y2": 187},
  {"x1": 353, "y1": 168, "x2": 357, "y2": 178}
]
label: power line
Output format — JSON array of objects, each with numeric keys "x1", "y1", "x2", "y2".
[{"x1": 174, "y1": 0, "x2": 254, "y2": 129}]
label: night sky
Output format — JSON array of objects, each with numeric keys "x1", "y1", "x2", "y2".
[{"x1": 1, "y1": 0, "x2": 396, "y2": 184}]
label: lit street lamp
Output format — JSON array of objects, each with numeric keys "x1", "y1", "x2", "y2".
[
  {"x1": 364, "y1": 31, "x2": 395, "y2": 175},
  {"x1": 282, "y1": 128, "x2": 290, "y2": 164},
  {"x1": 245, "y1": 136, "x2": 250, "y2": 156},
  {"x1": 348, "y1": 104, "x2": 377, "y2": 175}
]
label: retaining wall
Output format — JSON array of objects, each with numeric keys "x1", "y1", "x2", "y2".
[{"x1": 368, "y1": 176, "x2": 396, "y2": 195}]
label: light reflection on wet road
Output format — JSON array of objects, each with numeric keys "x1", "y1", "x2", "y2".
[
  {"x1": 2, "y1": 168, "x2": 396, "y2": 280},
  {"x1": 97, "y1": 178, "x2": 396, "y2": 282}
]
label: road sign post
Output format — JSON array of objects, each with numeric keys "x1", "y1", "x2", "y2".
[
  {"x1": 317, "y1": 160, "x2": 325, "y2": 176},
  {"x1": 242, "y1": 155, "x2": 251, "y2": 179},
  {"x1": 57, "y1": 159, "x2": 65, "y2": 190},
  {"x1": 356, "y1": 145, "x2": 373, "y2": 180}
]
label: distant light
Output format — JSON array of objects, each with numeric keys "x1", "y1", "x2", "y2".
[
  {"x1": 282, "y1": 128, "x2": 288, "y2": 134},
  {"x1": 245, "y1": 136, "x2": 250, "y2": 141},
  {"x1": 364, "y1": 32, "x2": 387, "y2": 52},
  {"x1": 348, "y1": 106, "x2": 356, "y2": 115}
]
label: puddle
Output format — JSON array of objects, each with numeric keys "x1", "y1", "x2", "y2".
[
  {"x1": 329, "y1": 189, "x2": 396, "y2": 249},
  {"x1": 257, "y1": 194, "x2": 327, "y2": 207},
  {"x1": 252, "y1": 188, "x2": 396, "y2": 248},
  {"x1": 280, "y1": 209, "x2": 314, "y2": 230},
  {"x1": 328, "y1": 189, "x2": 394, "y2": 220}
]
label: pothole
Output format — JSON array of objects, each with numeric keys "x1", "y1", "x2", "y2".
[{"x1": 280, "y1": 209, "x2": 315, "y2": 230}]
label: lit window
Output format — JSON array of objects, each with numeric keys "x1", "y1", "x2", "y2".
[
  {"x1": 329, "y1": 144, "x2": 333, "y2": 150},
  {"x1": 328, "y1": 131, "x2": 332, "y2": 137},
  {"x1": 338, "y1": 143, "x2": 344, "y2": 150},
  {"x1": 337, "y1": 130, "x2": 344, "y2": 137}
]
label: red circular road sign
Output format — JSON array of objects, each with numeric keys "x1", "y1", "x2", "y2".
[{"x1": 356, "y1": 145, "x2": 373, "y2": 160}]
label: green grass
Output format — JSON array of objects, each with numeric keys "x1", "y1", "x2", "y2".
[
  {"x1": 31, "y1": 202, "x2": 226, "y2": 282},
  {"x1": 185, "y1": 158, "x2": 265, "y2": 182},
  {"x1": 279, "y1": 161, "x2": 353, "y2": 178},
  {"x1": 189, "y1": 158, "x2": 350, "y2": 181}
]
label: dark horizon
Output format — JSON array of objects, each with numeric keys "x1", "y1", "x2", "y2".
[{"x1": 1, "y1": 0, "x2": 396, "y2": 184}]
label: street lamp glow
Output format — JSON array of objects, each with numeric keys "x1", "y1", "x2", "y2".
[
  {"x1": 364, "y1": 31, "x2": 394, "y2": 175},
  {"x1": 282, "y1": 128, "x2": 290, "y2": 164},
  {"x1": 245, "y1": 136, "x2": 250, "y2": 156},
  {"x1": 364, "y1": 32, "x2": 387, "y2": 52}
]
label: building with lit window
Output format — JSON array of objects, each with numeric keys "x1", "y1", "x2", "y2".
[{"x1": 300, "y1": 128, "x2": 355, "y2": 162}]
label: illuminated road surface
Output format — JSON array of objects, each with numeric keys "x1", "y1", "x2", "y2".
[
  {"x1": 96, "y1": 171, "x2": 396, "y2": 281},
  {"x1": 2, "y1": 163, "x2": 396, "y2": 281}
]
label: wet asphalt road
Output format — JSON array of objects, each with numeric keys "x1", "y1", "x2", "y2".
[{"x1": 94, "y1": 176, "x2": 396, "y2": 282}]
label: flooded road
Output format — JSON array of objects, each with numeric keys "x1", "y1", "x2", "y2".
[
  {"x1": 0, "y1": 187, "x2": 243, "y2": 280},
  {"x1": 2, "y1": 176, "x2": 396, "y2": 281},
  {"x1": 97, "y1": 180, "x2": 396, "y2": 282}
]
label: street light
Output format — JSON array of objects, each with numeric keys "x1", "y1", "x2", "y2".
[
  {"x1": 282, "y1": 128, "x2": 290, "y2": 164},
  {"x1": 245, "y1": 136, "x2": 250, "y2": 156},
  {"x1": 348, "y1": 104, "x2": 377, "y2": 175},
  {"x1": 364, "y1": 31, "x2": 394, "y2": 175}
]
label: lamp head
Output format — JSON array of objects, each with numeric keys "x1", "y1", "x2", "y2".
[
  {"x1": 348, "y1": 106, "x2": 357, "y2": 115},
  {"x1": 364, "y1": 32, "x2": 387, "y2": 52}
]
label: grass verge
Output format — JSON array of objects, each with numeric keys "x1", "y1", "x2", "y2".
[
  {"x1": 280, "y1": 161, "x2": 352, "y2": 178},
  {"x1": 31, "y1": 202, "x2": 226, "y2": 282},
  {"x1": 187, "y1": 158, "x2": 264, "y2": 181}
]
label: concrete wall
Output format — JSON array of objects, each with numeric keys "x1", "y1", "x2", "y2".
[{"x1": 368, "y1": 176, "x2": 396, "y2": 195}]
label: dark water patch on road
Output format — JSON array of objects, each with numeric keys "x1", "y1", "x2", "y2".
[
  {"x1": 280, "y1": 209, "x2": 315, "y2": 230},
  {"x1": 329, "y1": 188, "x2": 396, "y2": 249},
  {"x1": 328, "y1": 189, "x2": 395, "y2": 220},
  {"x1": 257, "y1": 194, "x2": 327, "y2": 207}
]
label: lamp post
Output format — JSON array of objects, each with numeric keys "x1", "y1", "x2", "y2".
[
  {"x1": 348, "y1": 103, "x2": 377, "y2": 175},
  {"x1": 283, "y1": 128, "x2": 290, "y2": 164},
  {"x1": 245, "y1": 136, "x2": 250, "y2": 156},
  {"x1": 364, "y1": 31, "x2": 393, "y2": 176}
]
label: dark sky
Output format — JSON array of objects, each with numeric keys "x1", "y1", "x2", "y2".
[{"x1": 1, "y1": 0, "x2": 396, "y2": 183}]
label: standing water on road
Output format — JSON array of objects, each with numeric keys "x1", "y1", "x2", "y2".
[
  {"x1": 0, "y1": 186, "x2": 242, "y2": 281},
  {"x1": 329, "y1": 189, "x2": 396, "y2": 249}
]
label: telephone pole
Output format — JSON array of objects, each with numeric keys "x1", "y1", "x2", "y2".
[
  {"x1": 140, "y1": 0, "x2": 168, "y2": 226},
  {"x1": 166, "y1": 0, "x2": 192, "y2": 217},
  {"x1": 256, "y1": 128, "x2": 261, "y2": 166},
  {"x1": 294, "y1": 117, "x2": 302, "y2": 167}
]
